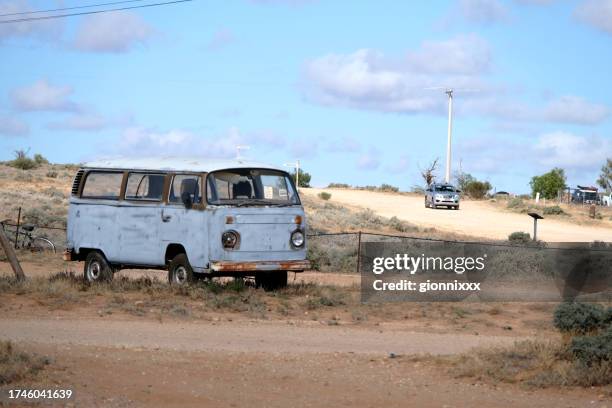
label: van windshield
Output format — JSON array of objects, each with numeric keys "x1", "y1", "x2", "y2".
[{"x1": 206, "y1": 169, "x2": 300, "y2": 206}]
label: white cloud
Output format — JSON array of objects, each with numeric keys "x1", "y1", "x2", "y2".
[
  {"x1": 73, "y1": 11, "x2": 154, "y2": 53},
  {"x1": 0, "y1": 114, "x2": 28, "y2": 136},
  {"x1": 357, "y1": 148, "x2": 381, "y2": 171},
  {"x1": 46, "y1": 112, "x2": 132, "y2": 132},
  {"x1": 543, "y1": 96, "x2": 610, "y2": 124},
  {"x1": 118, "y1": 127, "x2": 239, "y2": 157},
  {"x1": 206, "y1": 28, "x2": 235, "y2": 51},
  {"x1": 327, "y1": 137, "x2": 362, "y2": 153},
  {"x1": 11, "y1": 79, "x2": 77, "y2": 112},
  {"x1": 406, "y1": 34, "x2": 491, "y2": 75},
  {"x1": 477, "y1": 95, "x2": 610, "y2": 125},
  {"x1": 534, "y1": 131, "x2": 611, "y2": 169},
  {"x1": 458, "y1": 0, "x2": 510, "y2": 23},
  {"x1": 303, "y1": 35, "x2": 490, "y2": 115},
  {"x1": 114, "y1": 126, "x2": 289, "y2": 158},
  {"x1": 575, "y1": 0, "x2": 612, "y2": 34},
  {"x1": 0, "y1": 0, "x2": 62, "y2": 43}
]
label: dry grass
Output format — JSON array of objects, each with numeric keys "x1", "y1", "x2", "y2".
[
  {"x1": 448, "y1": 340, "x2": 612, "y2": 389},
  {"x1": 0, "y1": 341, "x2": 50, "y2": 385}
]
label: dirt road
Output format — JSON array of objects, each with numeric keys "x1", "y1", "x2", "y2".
[
  {"x1": 1, "y1": 318, "x2": 605, "y2": 408},
  {"x1": 305, "y1": 188, "x2": 612, "y2": 242},
  {"x1": 0, "y1": 318, "x2": 518, "y2": 356}
]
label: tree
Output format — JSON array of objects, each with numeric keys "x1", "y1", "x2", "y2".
[
  {"x1": 455, "y1": 170, "x2": 475, "y2": 192},
  {"x1": 530, "y1": 168, "x2": 566, "y2": 199},
  {"x1": 419, "y1": 158, "x2": 438, "y2": 186},
  {"x1": 464, "y1": 180, "x2": 492, "y2": 199},
  {"x1": 292, "y1": 168, "x2": 311, "y2": 188},
  {"x1": 596, "y1": 158, "x2": 612, "y2": 191}
]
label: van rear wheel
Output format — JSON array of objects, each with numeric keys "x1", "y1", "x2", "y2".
[
  {"x1": 168, "y1": 254, "x2": 194, "y2": 286},
  {"x1": 255, "y1": 271, "x2": 288, "y2": 291},
  {"x1": 84, "y1": 251, "x2": 113, "y2": 283}
]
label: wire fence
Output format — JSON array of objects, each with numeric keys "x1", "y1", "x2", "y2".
[{"x1": 1, "y1": 207, "x2": 610, "y2": 274}]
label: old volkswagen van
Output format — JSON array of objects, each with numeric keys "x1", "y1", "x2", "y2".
[{"x1": 65, "y1": 158, "x2": 309, "y2": 289}]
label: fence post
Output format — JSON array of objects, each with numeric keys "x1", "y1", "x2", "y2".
[
  {"x1": 14, "y1": 207, "x2": 21, "y2": 250},
  {"x1": 0, "y1": 226, "x2": 25, "y2": 281},
  {"x1": 356, "y1": 231, "x2": 362, "y2": 274}
]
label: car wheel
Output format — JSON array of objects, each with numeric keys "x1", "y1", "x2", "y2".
[
  {"x1": 168, "y1": 253, "x2": 194, "y2": 286},
  {"x1": 256, "y1": 271, "x2": 288, "y2": 291},
  {"x1": 84, "y1": 251, "x2": 113, "y2": 283}
]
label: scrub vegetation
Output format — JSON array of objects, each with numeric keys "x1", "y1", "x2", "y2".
[
  {"x1": 446, "y1": 302, "x2": 612, "y2": 389},
  {"x1": 0, "y1": 341, "x2": 50, "y2": 385}
]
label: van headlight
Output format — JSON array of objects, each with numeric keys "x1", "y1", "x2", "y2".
[
  {"x1": 290, "y1": 230, "x2": 305, "y2": 248},
  {"x1": 222, "y1": 230, "x2": 239, "y2": 249}
]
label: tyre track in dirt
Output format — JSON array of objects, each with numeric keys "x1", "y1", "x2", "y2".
[{"x1": 0, "y1": 318, "x2": 521, "y2": 355}]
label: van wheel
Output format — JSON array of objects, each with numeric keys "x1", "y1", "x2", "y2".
[
  {"x1": 256, "y1": 271, "x2": 288, "y2": 291},
  {"x1": 168, "y1": 254, "x2": 194, "y2": 286},
  {"x1": 84, "y1": 251, "x2": 113, "y2": 283}
]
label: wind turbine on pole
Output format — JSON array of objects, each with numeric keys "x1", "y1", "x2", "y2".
[
  {"x1": 425, "y1": 87, "x2": 478, "y2": 184},
  {"x1": 284, "y1": 160, "x2": 300, "y2": 191},
  {"x1": 444, "y1": 89, "x2": 453, "y2": 184}
]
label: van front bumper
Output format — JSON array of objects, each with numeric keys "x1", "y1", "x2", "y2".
[{"x1": 210, "y1": 260, "x2": 310, "y2": 272}]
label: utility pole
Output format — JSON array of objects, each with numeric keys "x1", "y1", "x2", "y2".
[
  {"x1": 236, "y1": 145, "x2": 250, "y2": 159},
  {"x1": 284, "y1": 160, "x2": 300, "y2": 191},
  {"x1": 445, "y1": 88, "x2": 453, "y2": 183}
]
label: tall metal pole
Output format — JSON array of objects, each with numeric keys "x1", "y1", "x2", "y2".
[
  {"x1": 296, "y1": 159, "x2": 300, "y2": 192},
  {"x1": 445, "y1": 89, "x2": 453, "y2": 183}
]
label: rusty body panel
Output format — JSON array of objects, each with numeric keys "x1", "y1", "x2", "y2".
[
  {"x1": 66, "y1": 159, "x2": 309, "y2": 276},
  {"x1": 211, "y1": 260, "x2": 310, "y2": 272}
]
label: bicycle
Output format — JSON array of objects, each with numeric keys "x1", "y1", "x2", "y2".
[{"x1": 0, "y1": 220, "x2": 56, "y2": 254}]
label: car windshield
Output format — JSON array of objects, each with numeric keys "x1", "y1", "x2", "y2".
[
  {"x1": 206, "y1": 169, "x2": 300, "y2": 206},
  {"x1": 435, "y1": 185, "x2": 456, "y2": 192}
]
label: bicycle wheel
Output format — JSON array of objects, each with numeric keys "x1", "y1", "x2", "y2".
[{"x1": 29, "y1": 237, "x2": 56, "y2": 254}]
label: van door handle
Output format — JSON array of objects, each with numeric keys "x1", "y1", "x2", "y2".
[{"x1": 161, "y1": 209, "x2": 172, "y2": 222}]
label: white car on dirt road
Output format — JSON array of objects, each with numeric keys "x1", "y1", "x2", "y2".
[{"x1": 424, "y1": 183, "x2": 461, "y2": 210}]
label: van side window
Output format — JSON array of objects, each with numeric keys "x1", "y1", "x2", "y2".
[
  {"x1": 81, "y1": 172, "x2": 123, "y2": 200},
  {"x1": 125, "y1": 173, "x2": 165, "y2": 201},
  {"x1": 169, "y1": 175, "x2": 201, "y2": 204}
]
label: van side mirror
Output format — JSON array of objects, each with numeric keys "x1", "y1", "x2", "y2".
[{"x1": 181, "y1": 192, "x2": 193, "y2": 209}]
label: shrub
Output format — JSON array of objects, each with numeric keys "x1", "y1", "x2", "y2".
[
  {"x1": 33, "y1": 154, "x2": 49, "y2": 165},
  {"x1": 45, "y1": 170, "x2": 58, "y2": 178},
  {"x1": 553, "y1": 302, "x2": 607, "y2": 334},
  {"x1": 507, "y1": 197, "x2": 524, "y2": 209},
  {"x1": 508, "y1": 231, "x2": 531, "y2": 244},
  {"x1": 318, "y1": 192, "x2": 332, "y2": 201},
  {"x1": 379, "y1": 183, "x2": 399, "y2": 193},
  {"x1": 327, "y1": 183, "x2": 350, "y2": 188},
  {"x1": 464, "y1": 180, "x2": 492, "y2": 199},
  {"x1": 570, "y1": 326, "x2": 612, "y2": 364},
  {"x1": 8, "y1": 150, "x2": 38, "y2": 170},
  {"x1": 543, "y1": 205, "x2": 565, "y2": 215},
  {"x1": 0, "y1": 341, "x2": 50, "y2": 384}
]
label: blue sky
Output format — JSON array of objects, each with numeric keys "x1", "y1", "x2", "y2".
[{"x1": 1, "y1": 0, "x2": 611, "y2": 193}]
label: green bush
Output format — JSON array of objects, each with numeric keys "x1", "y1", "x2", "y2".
[
  {"x1": 507, "y1": 197, "x2": 524, "y2": 209},
  {"x1": 33, "y1": 154, "x2": 49, "y2": 165},
  {"x1": 327, "y1": 183, "x2": 350, "y2": 188},
  {"x1": 543, "y1": 205, "x2": 565, "y2": 215},
  {"x1": 553, "y1": 302, "x2": 607, "y2": 334},
  {"x1": 570, "y1": 326, "x2": 612, "y2": 364},
  {"x1": 508, "y1": 231, "x2": 531, "y2": 244},
  {"x1": 464, "y1": 180, "x2": 492, "y2": 199},
  {"x1": 379, "y1": 183, "x2": 399, "y2": 193},
  {"x1": 318, "y1": 192, "x2": 332, "y2": 201},
  {"x1": 8, "y1": 150, "x2": 38, "y2": 170}
]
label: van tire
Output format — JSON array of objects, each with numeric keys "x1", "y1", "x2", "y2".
[
  {"x1": 256, "y1": 271, "x2": 288, "y2": 291},
  {"x1": 168, "y1": 253, "x2": 194, "y2": 286},
  {"x1": 84, "y1": 251, "x2": 113, "y2": 283}
]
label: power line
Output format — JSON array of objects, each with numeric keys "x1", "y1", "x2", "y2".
[
  {"x1": 0, "y1": 0, "x2": 193, "y2": 24},
  {"x1": 0, "y1": 0, "x2": 146, "y2": 18}
]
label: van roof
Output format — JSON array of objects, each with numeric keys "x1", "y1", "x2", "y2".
[{"x1": 82, "y1": 157, "x2": 286, "y2": 173}]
